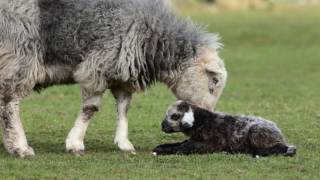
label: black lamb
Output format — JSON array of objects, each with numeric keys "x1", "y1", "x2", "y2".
[{"x1": 153, "y1": 101, "x2": 296, "y2": 157}]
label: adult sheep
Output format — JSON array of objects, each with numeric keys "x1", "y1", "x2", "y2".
[{"x1": 0, "y1": 0, "x2": 227, "y2": 157}]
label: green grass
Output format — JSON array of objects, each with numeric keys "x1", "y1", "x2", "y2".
[{"x1": 1, "y1": 6, "x2": 320, "y2": 180}]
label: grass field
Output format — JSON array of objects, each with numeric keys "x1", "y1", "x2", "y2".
[{"x1": 1, "y1": 4, "x2": 320, "y2": 180}]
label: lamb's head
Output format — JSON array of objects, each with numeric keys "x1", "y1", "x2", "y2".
[
  {"x1": 171, "y1": 48, "x2": 227, "y2": 111},
  {"x1": 162, "y1": 101, "x2": 195, "y2": 133}
]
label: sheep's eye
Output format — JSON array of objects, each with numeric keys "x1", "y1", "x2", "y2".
[
  {"x1": 213, "y1": 77, "x2": 219, "y2": 85},
  {"x1": 171, "y1": 114, "x2": 181, "y2": 121}
]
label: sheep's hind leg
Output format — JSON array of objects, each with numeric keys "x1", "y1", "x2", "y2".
[
  {"x1": 0, "y1": 98, "x2": 34, "y2": 157},
  {"x1": 66, "y1": 89, "x2": 102, "y2": 156},
  {"x1": 111, "y1": 90, "x2": 135, "y2": 154}
]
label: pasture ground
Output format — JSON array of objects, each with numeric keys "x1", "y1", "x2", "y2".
[{"x1": 0, "y1": 4, "x2": 319, "y2": 179}]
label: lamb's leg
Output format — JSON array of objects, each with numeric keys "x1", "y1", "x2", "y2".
[
  {"x1": 66, "y1": 89, "x2": 102, "y2": 156},
  {"x1": 111, "y1": 90, "x2": 135, "y2": 153},
  {"x1": 0, "y1": 98, "x2": 34, "y2": 157},
  {"x1": 252, "y1": 144, "x2": 296, "y2": 157},
  {"x1": 248, "y1": 124, "x2": 296, "y2": 157},
  {"x1": 153, "y1": 140, "x2": 204, "y2": 155},
  {"x1": 153, "y1": 142, "x2": 184, "y2": 149}
]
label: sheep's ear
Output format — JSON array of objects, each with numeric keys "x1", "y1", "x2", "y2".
[
  {"x1": 205, "y1": 62, "x2": 221, "y2": 75},
  {"x1": 199, "y1": 49, "x2": 224, "y2": 74},
  {"x1": 204, "y1": 57, "x2": 224, "y2": 75}
]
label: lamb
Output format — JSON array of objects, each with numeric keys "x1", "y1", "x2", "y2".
[
  {"x1": 0, "y1": 0, "x2": 227, "y2": 157},
  {"x1": 153, "y1": 101, "x2": 296, "y2": 157}
]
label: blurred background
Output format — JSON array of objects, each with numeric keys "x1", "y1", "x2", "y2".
[{"x1": 172, "y1": 0, "x2": 320, "y2": 11}]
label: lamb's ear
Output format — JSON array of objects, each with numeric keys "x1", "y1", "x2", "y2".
[{"x1": 177, "y1": 101, "x2": 190, "y2": 112}]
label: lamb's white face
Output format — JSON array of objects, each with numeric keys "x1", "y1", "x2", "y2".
[{"x1": 161, "y1": 101, "x2": 195, "y2": 133}]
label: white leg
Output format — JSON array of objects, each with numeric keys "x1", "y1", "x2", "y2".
[
  {"x1": 112, "y1": 90, "x2": 135, "y2": 153},
  {"x1": 0, "y1": 99, "x2": 34, "y2": 157},
  {"x1": 65, "y1": 92, "x2": 101, "y2": 156}
]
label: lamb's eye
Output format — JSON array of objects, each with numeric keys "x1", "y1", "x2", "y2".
[{"x1": 171, "y1": 114, "x2": 181, "y2": 121}]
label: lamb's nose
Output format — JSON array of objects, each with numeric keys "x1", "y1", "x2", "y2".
[
  {"x1": 161, "y1": 121, "x2": 167, "y2": 130},
  {"x1": 161, "y1": 121, "x2": 171, "y2": 133}
]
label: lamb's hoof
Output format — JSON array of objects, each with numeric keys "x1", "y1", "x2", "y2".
[
  {"x1": 12, "y1": 146, "x2": 35, "y2": 158},
  {"x1": 284, "y1": 145, "x2": 296, "y2": 157},
  {"x1": 65, "y1": 138, "x2": 85, "y2": 156},
  {"x1": 115, "y1": 139, "x2": 136, "y2": 154},
  {"x1": 152, "y1": 146, "x2": 165, "y2": 156}
]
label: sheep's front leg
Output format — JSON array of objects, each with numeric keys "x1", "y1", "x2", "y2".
[
  {"x1": 0, "y1": 99, "x2": 34, "y2": 157},
  {"x1": 111, "y1": 90, "x2": 135, "y2": 153},
  {"x1": 153, "y1": 140, "x2": 204, "y2": 155},
  {"x1": 66, "y1": 89, "x2": 102, "y2": 156}
]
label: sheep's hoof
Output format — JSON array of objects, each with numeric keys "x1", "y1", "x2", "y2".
[
  {"x1": 115, "y1": 139, "x2": 136, "y2": 154},
  {"x1": 11, "y1": 145, "x2": 35, "y2": 158},
  {"x1": 68, "y1": 149, "x2": 85, "y2": 157},
  {"x1": 65, "y1": 138, "x2": 86, "y2": 156}
]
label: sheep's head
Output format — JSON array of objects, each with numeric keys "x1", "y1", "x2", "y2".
[
  {"x1": 171, "y1": 48, "x2": 227, "y2": 111},
  {"x1": 161, "y1": 101, "x2": 194, "y2": 133}
]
